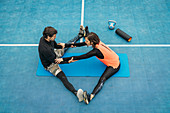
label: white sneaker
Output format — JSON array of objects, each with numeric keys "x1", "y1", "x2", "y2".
[{"x1": 77, "y1": 89, "x2": 84, "y2": 102}]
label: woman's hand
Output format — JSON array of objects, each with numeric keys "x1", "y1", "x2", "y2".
[
  {"x1": 68, "y1": 57, "x2": 78, "y2": 63},
  {"x1": 57, "y1": 43, "x2": 65, "y2": 49},
  {"x1": 70, "y1": 42, "x2": 76, "y2": 48},
  {"x1": 55, "y1": 58, "x2": 63, "y2": 64}
]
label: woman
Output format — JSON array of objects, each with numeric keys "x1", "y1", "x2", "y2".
[{"x1": 56, "y1": 32, "x2": 120, "y2": 104}]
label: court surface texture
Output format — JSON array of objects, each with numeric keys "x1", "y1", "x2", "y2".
[{"x1": 0, "y1": 0, "x2": 170, "y2": 113}]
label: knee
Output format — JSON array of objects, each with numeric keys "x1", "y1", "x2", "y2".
[
  {"x1": 57, "y1": 71, "x2": 68, "y2": 80},
  {"x1": 99, "y1": 77, "x2": 106, "y2": 83},
  {"x1": 61, "y1": 75, "x2": 67, "y2": 80}
]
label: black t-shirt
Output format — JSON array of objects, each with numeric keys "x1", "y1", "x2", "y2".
[
  {"x1": 38, "y1": 36, "x2": 87, "y2": 68},
  {"x1": 38, "y1": 36, "x2": 62, "y2": 68}
]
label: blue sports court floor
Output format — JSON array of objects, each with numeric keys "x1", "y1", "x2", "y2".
[{"x1": 0, "y1": 0, "x2": 170, "y2": 113}]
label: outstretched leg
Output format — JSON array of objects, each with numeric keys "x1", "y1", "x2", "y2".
[
  {"x1": 57, "y1": 71, "x2": 77, "y2": 95},
  {"x1": 56, "y1": 71, "x2": 84, "y2": 102},
  {"x1": 88, "y1": 65, "x2": 120, "y2": 102},
  {"x1": 46, "y1": 57, "x2": 84, "y2": 102},
  {"x1": 47, "y1": 64, "x2": 76, "y2": 94},
  {"x1": 64, "y1": 26, "x2": 84, "y2": 53},
  {"x1": 91, "y1": 66, "x2": 120, "y2": 97},
  {"x1": 83, "y1": 65, "x2": 120, "y2": 104},
  {"x1": 64, "y1": 35, "x2": 80, "y2": 53},
  {"x1": 64, "y1": 25, "x2": 89, "y2": 53}
]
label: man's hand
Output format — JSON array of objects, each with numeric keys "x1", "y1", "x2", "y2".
[
  {"x1": 55, "y1": 58, "x2": 63, "y2": 64},
  {"x1": 68, "y1": 57, "x2": 78, "y2": 63},
  {"x1": 57, "y1": 43, "x2": 65, "y2": 49}
]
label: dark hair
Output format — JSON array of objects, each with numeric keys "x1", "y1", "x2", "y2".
[
  {"x1": 86, "y1": 32, "x2": 100, "y2": 48},
  {"x1": 43, "y1": 26, "x2": 57, "y2": 38}
]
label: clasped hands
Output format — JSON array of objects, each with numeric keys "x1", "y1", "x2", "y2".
[
  {"x1": 55, "y1": 57, "x2": 77, "y2": 64},
  {"x1": 57, "y1": 42, "x2": 76, "y2": 49}
]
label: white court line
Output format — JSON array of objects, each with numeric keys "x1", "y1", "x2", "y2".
[
  {"x1": 0, "y1": 44, "x2": 39, "y2": 46},
  {"x1": 0, "y1": 44, "x2": 170, "y2": 47},
  {"x1": 80, "y1": 0, "x2": 84, "y2": 43},
  {"x1": 81, "y1": 0, "x2": 84, "y2": 26},
  {"x1": 107, "y1": 44, "x2": 170, "y2": 47}
]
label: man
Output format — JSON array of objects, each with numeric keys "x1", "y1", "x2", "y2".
[{"x1": 38, "y1": 26, "x2": 88, "y2": 102}]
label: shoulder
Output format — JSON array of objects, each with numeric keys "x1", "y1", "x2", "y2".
[
  {"x1": 38, "y1": 38, "x2": 48, "y2": 52},
  {"x1": 93, "y1": 48, "x2": 101, "y2": 53},
  {"x1": 39, "y1": 36, "x2": 45, "y2": 45}
]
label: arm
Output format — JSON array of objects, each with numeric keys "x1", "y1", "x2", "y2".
[
  {"x1": 55, "y1": 49, "x2": 104, "y2": 63},
  {"x1": 43, "y1": 49, "x2": 71, "y2": 64},
  {"x1": 55, "y1": 48, "x2": 104, "y2": 64},
  {"x1": 54, "y1": 41, "x2": 86, "y2": 49},
  {"x1": 55, "y1": 50, "x2": 96, "y2": 64},
  {"x1": 65, "y1": 42, "x2": 87, "y2": 47},
  {"x1": 63, "y1": 49, "x2": 97, "y2": 61},
  {"x1": 42, "y1": 49, "x2": 56, "y2": 63},
  {"x1": 54, "y1": 41, "x2": 63, "y2": 49}
]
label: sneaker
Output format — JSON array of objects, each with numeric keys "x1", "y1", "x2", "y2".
[
  {"x1": 78, "y1": 25, "x2": 85, "y2": 38},
  {"x1": 84, "y1": 26, "x2": 89, "y2": 37},
  {"x1": 83, "y1": 91, "x2": 90, "y2": 104},
  {"x1": 77, "y1": 89, "x2": 84, "y2": 102}
]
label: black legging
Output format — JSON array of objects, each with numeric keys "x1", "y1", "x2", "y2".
[
  {"x1": 92, "y1": 64, "x2": 120, "y2": 95},
  {"x1": 64, "y1": 35, "x2": 81, "y2": 53},
  {"x1": 57, "y1": 71, "x2": 77, "y2": 96}
]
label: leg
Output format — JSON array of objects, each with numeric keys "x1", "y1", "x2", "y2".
[
  {"x1": 64, "y1": 28, "x2": 83, "y2": 53},
  {"x1": 64, "y1": 25, "x2": 89, "y2": 53},
  {"x1": 57, "y1": 71, "x2": 77, "y2": 95},
  {"x1": 91, "y1": 65, "x2": 120, "y2": 98},
  {"x1": 66, "y1": 35, "x2": 81, "y2": 44},
  {"x1": 83, "y1": 65, "x2": 120, "y2": 104},
  {"x1": 64, "y1": 35, "x2": 80, "y2": 53},
  {"x1": 46, "y1": 63, "x2": 76, "y2": 95},
  {"x1": 46, "y1": 63, "x2": 84, "y2": 102},
  {"x1": 56, "y1": 70, "x2": 84, "y2": 102}
]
